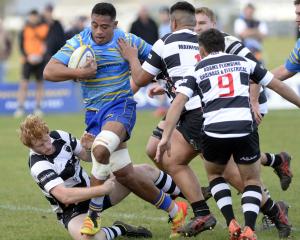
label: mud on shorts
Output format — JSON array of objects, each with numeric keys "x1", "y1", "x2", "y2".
[{"x1": 152, "y1": 108, "x2": 204, "y2": 152}]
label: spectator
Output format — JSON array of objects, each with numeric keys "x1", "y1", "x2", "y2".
[
  {"x1": 129, "y1": 5, "x2": 159, "y2": 44},
  {"x1": 42, "y1": 4, "x2": 65, "y2": 62},
  {"x1": 158, "y1": 6, "x2": 171, "y2": 38},
  {"x1": 0, "y1": 18, "x2": 12, "y2": 83},
  {"x1": 65, "y1": 16, "x2": 87, "y2": 40},
  {"x1": 234, "y1": 3, "x2": 268, "y2": 62},
  {"x1": 14, "y1": 10, "x2": 49, "y2": 118}
]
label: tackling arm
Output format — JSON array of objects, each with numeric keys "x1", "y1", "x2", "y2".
[
  {"x1": 267, "y1": 78, "x2": 300, "y2": 108},
  {"x1": 50, "y1": 179, "x2": 114, "y2": 205},
  {"x1": 118, "y1": 38, "x2": 154, "y2": 87},
  {"x1": 155, "y1": 93, "x2": 188, "y2": 162},
  {"x1": 271, "y1": 65, "x2": 296, "y2": 81}
]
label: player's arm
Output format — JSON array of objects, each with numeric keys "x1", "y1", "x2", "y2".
[
  {"x1": 249, "y1": 82, "x2": 262, "y2": 124},
  {"x1": 155, "y1": 72, "x2": 197, "y2": 162},
  {"x1": 249, "y1": 59, "x2": 300, "y2": 108},
  {"x1": 266, "y1": 78, "x2": 300, "y2": 108},
  {"x1": 43, "y1": 58, "x2": 96, "y2": 82},
  {"x1": 271, "y1": 64, "x2": 296, "y2": 81},
  {"x1": 155, "y1": 93, "x2": 188, "y2": 162},
  {"x1": 118, "y1": 38, "x2": 154, "y2": 87},
  {"x1": 50, "y1": 179, "x2": 114, "y2": 205}
]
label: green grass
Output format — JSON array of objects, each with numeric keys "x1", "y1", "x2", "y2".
[{"x1": 0, "y1": 110, "x2": 300, "y2": 239}]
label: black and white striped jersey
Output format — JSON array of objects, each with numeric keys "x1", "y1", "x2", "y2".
[
  {"x1": 223, "y1": 33, "x2": 268, "y2": 114},
  {"x1": 177, "y1": 52, "x2": 273, "y2": 138},
  {"x1": 142, "y1": 28, "x2": 201, "y2": 111},
  {"x1": 28, "y1": 130, "x2": 90, "y2": 216}
]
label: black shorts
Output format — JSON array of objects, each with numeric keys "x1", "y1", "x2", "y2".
[
  {"x1": 152, "y1": 108, "x2": 203, "y2": 152},
  {"x1": 201, "y1": 131, "x2": 261, "y2": 165},
  {"x1": 22, "y1": 61, "x2": 46, "y2": 80},
  {"x1": 58, "y1": 195, "x2": 112, "y2": 229}
]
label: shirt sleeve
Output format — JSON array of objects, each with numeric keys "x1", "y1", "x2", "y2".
[
  {"x1": 176, "y1": 68, "x2": 198, "y2": 98},
  {"x1": 52, "y1": 33, "x2": 81, "y2": 65},
  {"x1": 285, "y1": 39, "x2": 300, "y2": 72},
  {"x1": 142, "y1": 39, "x2": 164, "y2": 76},
  {"x1": 247, "y1": 58, "x2": 273, "y2": 86},
  {"x1": 30, "y1": 156, "x2": 64, "y2": 193}
]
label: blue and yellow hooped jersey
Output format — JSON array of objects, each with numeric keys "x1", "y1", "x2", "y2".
[
  {"x1": 53, "y1": 27, "x2": 152, "y2": 110},
  {"x1": 285, "y1": 38, "x2": 300, "y2": 72}
]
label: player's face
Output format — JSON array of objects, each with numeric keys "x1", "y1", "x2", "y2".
[
  {"x1": 194, "y1": 13, "x2": 216, "y2": 35},
  {"x1": 31, "y1": 134, "x2": 54, "y2": 155},
  {"x1": 295, "y1": 4, "x2": 300, "y2": 27},
  {"x1": 91, "y1": 14, "x2": 118, "y2": 45}
]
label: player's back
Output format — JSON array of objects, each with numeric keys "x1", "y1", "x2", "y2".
[
  {"x1": 143, "y1": 28, "x2": 201, "y2": 111},
  {"x1": 195, "y1": 52, "x2": 255, "y2": 138}
]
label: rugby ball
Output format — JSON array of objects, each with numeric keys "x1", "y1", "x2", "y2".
[{"x1": 68, "y1": 45, "x2": 95, "y2": 69}]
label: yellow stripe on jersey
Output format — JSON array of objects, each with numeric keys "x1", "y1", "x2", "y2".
[
  {"x1": 82, "y1": 71, "x2": 128, "y2": 82},
  {"x1": 65, "y1": 44, "x2": 75, "y2": 51},
  {"x1": 81, "y1": 78, "x2": 128, "y2": 87},
  {"x1": 104, "y1": 90, "x2": 130, "y2": 96}
]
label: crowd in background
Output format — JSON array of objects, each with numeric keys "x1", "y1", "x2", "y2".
[{"x1": 0, "y1": 2, "x2": 277, "y2": 117}]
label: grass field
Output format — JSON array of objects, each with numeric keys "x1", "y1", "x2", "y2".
[{"x1": 0, "y1": 110, "x2": 300, "y2": 240}]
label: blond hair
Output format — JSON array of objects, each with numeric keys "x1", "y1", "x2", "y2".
[
  {"x1": 19, "y1": 115, "x2": 49, "y2": 147},
  {"x1": 195, "y1": 7, "x2": 217, "y2": 23}
]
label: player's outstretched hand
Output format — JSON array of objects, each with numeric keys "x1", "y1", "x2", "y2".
[
  {"x1": 78, "y1": 58, "x2": 97, "y2": 80},
  {"x1": 118, "y1": 38, "x2": 138, "y2": 61},
  {"x1": 148, "y1": 83, "x2": 165, "y2": 98},
  {"x1": 155, "y1": 138, "x2": 171, "y2": 163},
  {"x1": 80, "y1": 132, "x2": 95, "y2": 150}
]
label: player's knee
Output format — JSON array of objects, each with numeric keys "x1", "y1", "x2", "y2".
[
  {"x1": 91, "y1": 130, "x2": 121, "y2": 162},
  {"x1": 92, "y1": 145, "x2": 110, "y2": 164}
]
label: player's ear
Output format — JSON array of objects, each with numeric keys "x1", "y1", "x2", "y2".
[{"x1": 113, "y1": 20, "x2": 118, "y2": 29}]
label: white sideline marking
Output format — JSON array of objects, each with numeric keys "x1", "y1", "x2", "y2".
[{"x1": 0, "y1": 203, "x2": 167, "y2": 221}]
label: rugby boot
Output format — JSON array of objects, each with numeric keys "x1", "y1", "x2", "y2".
[
  {"x1": 261, "y1": 215, "x2": 275, "y2": 230},
  {"x1": 270, "y1": 201, "x2": 292, "y2": 238},
  {"x1": 273, "y1": 152, "x2": 293, "y2": 191},
  {"x1": 80, "y1": 215, "x2": 101, "y2": 235},
  {"x1": 178, "y1": 213, "x2": 217, "y2": 237},
  {"x1": 229, "y1": 219, "x2": 241, "y2": 240},
  {"x1": 239, "y1": 226, "x2": 257, "y2": 240},
  {"x1": 113, "y1": 220, "x2": 152, "y2": 238},
  {"x1": 169, "y1": 201, "x2": 188, "y2": 238}
]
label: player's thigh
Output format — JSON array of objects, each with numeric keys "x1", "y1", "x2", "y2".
[
  {"x1": 162, "y1": 128, "x2": 197, "y2": 167},
  {"x1": 68, "y1": 214, "x2": 106, "y2": 240},
  {"x1": 203, "y1": 159, "x2": 227, "y2": 182},
  {"x1": 108, "y1": 175, "x2": 131, "y2": 205}
]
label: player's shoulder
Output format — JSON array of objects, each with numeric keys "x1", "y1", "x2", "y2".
[
  {"x1": 163, "y1": 29, "x2": 197, "y2": 45},
  {"x1": 50, "y1": 130, "x2": 70, "y2": 141}
]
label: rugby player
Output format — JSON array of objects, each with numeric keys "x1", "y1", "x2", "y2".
[
  {"x1": 119, "y1": 2, "x2": 217, "y2": 237},
  {"x1": 43, "y1": 2, "x2": 187, "y2": 238},
  {"x1": 19, "y1": 115, "x2": 153, "y2": 240},
  {"x1": 194, "y1": 7, "x2": 293, "y2": 192},
  {"x1": 156, "y1": 28, "x2": 300, "y2": 240}
]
